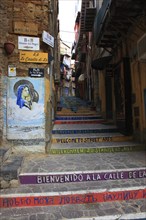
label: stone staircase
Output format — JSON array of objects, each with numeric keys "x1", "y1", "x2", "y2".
[{"x1": 0, "y1": 100, "x2": 146, "y2": 219}]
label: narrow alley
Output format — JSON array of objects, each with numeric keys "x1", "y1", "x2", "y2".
[{"x1": 0, "y1": 0, "x2": 146, "y2": 219}]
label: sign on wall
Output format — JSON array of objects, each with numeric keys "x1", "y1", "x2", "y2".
[
  {"x1": 13, "y1": 21, "x2": 38, "y2": 36},
  {"x1": 7, "y1": 77, "x2": 45, "y2": 140},
  {"x1": 29, "y1": 68, "x2": 44, "y2": 77},
  {"x1": 8, "y1": 65, "x2": 16, "y2": 77},
  {"x1": 42, "y1": 30, "x2": 54, "y2": 48},
  {"x1": 19, "y1": 51, "x2": 48, "y2": 63},
  {"x1": 18, "y1": 36, "x2": 40, "y2": 51}
]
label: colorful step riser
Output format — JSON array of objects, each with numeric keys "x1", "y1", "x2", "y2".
[
  {"x1": 52, "y1": 136, "x2": 133, "y2": 144},
  {"x1": 55, "y1": 116, "x2": 102, "y2": 120},
  {"x1": 52, "y1": 129, "x2": 119, "y2": 134},
  {"x1": 49, "y1": 145, "x2": 146, "y2": 155},
  {"x1": 1, "y1": 187, "x2": 146, "y2": 208},
  {"x1": 19, "y1": 168, "x2": 146, "y2": 185},
  {"x1": 54, "y1": 120, "x2": 105, "y2": 124},
  {"x1": 57, "y1": 113, "x2": 97, "y2": 116}
]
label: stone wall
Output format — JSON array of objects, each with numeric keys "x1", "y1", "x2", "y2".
[{"x1": 0, "y1": 0, "x2": 59, "y2": 150}]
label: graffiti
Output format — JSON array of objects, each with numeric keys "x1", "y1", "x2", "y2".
[
  {"x1": 1, "y1": 188, "x2": 146, "y2": 208},
  {"x1": 19, "y1": 169, "x2": 146, "y2": 185}
]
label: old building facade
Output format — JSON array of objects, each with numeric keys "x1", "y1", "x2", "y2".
[
  {"x1": 73, "y1": 0, "x2": 146, "y2": 144},
  {"x1": 0, "y1": 0, "x2": 60, "y2": 152}
]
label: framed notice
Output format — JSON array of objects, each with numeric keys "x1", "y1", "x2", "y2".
[{"x1": 19, "y1": 51, "x2": 48, "y2": 63}]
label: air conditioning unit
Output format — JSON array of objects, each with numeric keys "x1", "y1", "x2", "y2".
[{"x1": 137, "y1": 33, "x2": 146, "y2": 61}]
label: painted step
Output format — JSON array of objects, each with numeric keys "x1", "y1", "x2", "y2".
[
  {"x1": 0, "y1": 186, "x2": 146, "y2": 209},
  {"x1": 54, "y1": 119, "x2": 106, "y2": 124},
  {"x1": 1, "y1": 152, "x2": 145, "y2": 217},
  {"x1": 57, "y1": 111, "x2": 98, "y2": 116},
  {"x1": 52, "y1": 133, "x2": 133, "y2": 143},
  {"x1": 19, "y1": 167, "x2": 146, "y2": 185},
  {"x1": 52, "y1": 128, "x2": 119, "y2": 134},
  {"x1": 0, "y1": 195, "x2": 145, "y2": 220},
  {"x1": 55, "y1": 115, "x2": 102, "y2": 120},
  {"x1": 49, "y1": 142, "x2": 145, "y2": 154},
  {"x1": 18, "y1": 151, "x2": 146, "y2": 184}
]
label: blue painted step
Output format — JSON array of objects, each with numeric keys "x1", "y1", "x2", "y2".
[
  {"x1": 52, "y1": 128, "x2": 119, "y2": 134},
  {"x1": 55, "y1": 116, "x2": 102, "y2": 120}
]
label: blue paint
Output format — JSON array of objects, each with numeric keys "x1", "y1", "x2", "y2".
[
  {"x1": 52, "y1": 128, "x2": 119, "y2": 134},
  {"x1": 55, "y1": 116, "x2": 102, "y2": 120}
]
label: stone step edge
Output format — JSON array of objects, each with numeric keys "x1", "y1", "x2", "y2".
[
  {"x1": 52, "y1": 136, "x2": 133, "y2": 144},
  {"x1": 0, "y1": 186, "x2": 145, "y2": 209},
  {"x1": 19, "y1": 167, "x2": 146, "y2": 185},
  {"x1": 49, "y1": 145, "x2": 145, "y2": 154},
  {"x1": 69, "y1": 213, "x2": 146, "y2": 220}
]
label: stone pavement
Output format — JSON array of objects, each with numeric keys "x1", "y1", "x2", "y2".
[{"x1": 0, "y1": 97, "x2": 146, "y2": 219}]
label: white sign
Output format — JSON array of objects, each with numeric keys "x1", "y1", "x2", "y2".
[
  {"x1": 8, "y1": 65, "x2": 16, "y2": 77},
  {"x1": 42, "y1": 31, "x2": 54, "y2": 48},
  {"x1": 18, "y1": 36, "x2": 40, "y2": 50}
]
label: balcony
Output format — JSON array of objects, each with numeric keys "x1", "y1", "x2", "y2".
[
  {"x1": 76, "y1": 0, "x2": 96, "y2": 48},
  {"x1": 84, "y1": 7, "x2": 96, "y2": 32},
  {"x1": 94, "y1": 0, "x2": 146, "y2": 52}
]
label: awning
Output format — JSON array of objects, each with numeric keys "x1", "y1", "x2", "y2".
[{"x1": 91, "y1": 56, "x2": 112, "y2": 70}]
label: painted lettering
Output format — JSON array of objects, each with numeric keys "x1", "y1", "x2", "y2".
[
  {"x1": 104, "y1": 172, "x2": 124, "y2": 180},
  {"x1": 129, "y1": 171, "x2": 137, "y2": 179},
  {"x1": 86, "y1": 174, "x2": 91, "y2": 181},
  {"x1": 138, "y1": 170, "x2": 146, "y2": 178},
  {"x1": 1, "y1": 189, "x2": 146, "y2": 208}
]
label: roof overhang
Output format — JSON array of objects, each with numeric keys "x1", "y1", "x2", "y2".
[
  {"x1": 91, "y1": 56, "x2": 112, "y2": 70},
  {"x1": 94, "y1": 0, "x2": 146, "y2": 52}
]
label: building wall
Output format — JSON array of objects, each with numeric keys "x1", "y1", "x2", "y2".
[
  {"x1": 0, "y1": 0, "x2": 59, "y2": 152},
  {"x1": 126, "y1": 26, "x2": 146, "y2": 142}
]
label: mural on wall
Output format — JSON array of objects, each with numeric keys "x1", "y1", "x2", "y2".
[
  {"x1": 7, "y1": 77, "x2": 45, "y2": 140},
  {"x1": 14, "y1": 80, "x2": 39, "y2": 110}
]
